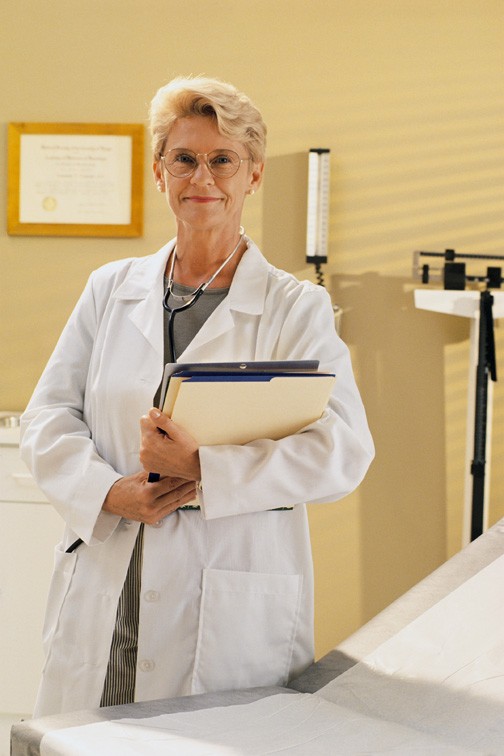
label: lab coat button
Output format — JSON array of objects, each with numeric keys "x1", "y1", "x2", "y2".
[
  {"x1": 138, "y1": 659, "x2": 155, "y2": 672},
  {"x1": 144, "y1": 590, "x2": 160, "y2": 602}
]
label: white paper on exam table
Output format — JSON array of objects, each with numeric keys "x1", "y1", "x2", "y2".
[
  {"x1": 317, "y1": 552, "x2": 504, "y2": 752},
  {"x1": 40, "y1": 692, "x2": 479, "y2": 755}
]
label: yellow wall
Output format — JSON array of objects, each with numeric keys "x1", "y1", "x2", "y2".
[{"x1": 1, "y1": 0, "x2": 504, "y2": 658}]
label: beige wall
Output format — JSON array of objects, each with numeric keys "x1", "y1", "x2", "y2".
[{"x1": 1, "y1": 0, "x2": 503, "y2": 658}]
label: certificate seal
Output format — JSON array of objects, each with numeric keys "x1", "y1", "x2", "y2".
[{"x1": 42, "y1": 196, "x2": 57, "y2": 212}]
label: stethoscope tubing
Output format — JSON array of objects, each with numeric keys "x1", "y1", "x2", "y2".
[
  {"x1": 163, "y1": 286, "x2": 206, "y2": 363},
  {"x1": 162, "y1": 228, "x2": 245, "y2": 362}
]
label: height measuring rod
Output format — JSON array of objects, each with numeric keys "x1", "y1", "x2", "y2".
[{"x1": 306, "y1": 148, "x2": 330, "y2": 265}]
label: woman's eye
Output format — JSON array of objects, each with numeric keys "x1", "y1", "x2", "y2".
[
  {"x1": 211, "y1": 153, "x2": 232, "y2": 165},
  {"x1": 175, "y1": 153, "x2": 196, "y2": 165}
]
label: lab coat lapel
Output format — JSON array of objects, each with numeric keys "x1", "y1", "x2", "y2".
[
  {"x1": 112, "y1": 242, "x2": 174, "y2": 358},
  {"x1": 179, "y1": 243, "x2": 270, "y2": 360}
]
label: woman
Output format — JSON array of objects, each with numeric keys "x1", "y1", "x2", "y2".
[{"x1": 20, "y1": 76, "x2": 374, "y2": 717}]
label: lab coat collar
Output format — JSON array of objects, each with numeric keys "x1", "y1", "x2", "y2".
[
  {"x1": 227, "y1": 237, "x2": 270, "y2": 315},
  {"x1": 110, "y1": 236, "x2": 271, "y2": 358},
  {"x1": 112, "y1": 237, "x2": 269, "y2": 310},
  {"x1": 111, "y1": 240, "x2": 175, "y2": 358},
  {"x1": 112, "y1": 240, "x2": 175, "y2": 301}
]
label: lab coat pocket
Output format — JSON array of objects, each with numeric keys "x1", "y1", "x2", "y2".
[
  {"x1": 192, "y1": 568, "x2": 302, "y2": 694},
  {"x1": 41, "y1": 543, "x2": 77, "y2": 657}
]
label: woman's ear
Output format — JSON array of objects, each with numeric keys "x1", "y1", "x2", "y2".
[
  {"x1": 153, "y1": 160, "x2": 165, "y2": 192},
  {"x1": 248, "y1": 162, "x2": 264, "y2": 195}
]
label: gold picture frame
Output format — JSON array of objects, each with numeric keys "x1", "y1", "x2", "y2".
[{"x1": 8, "y1": 122, "x2": 144, "y2": 237}]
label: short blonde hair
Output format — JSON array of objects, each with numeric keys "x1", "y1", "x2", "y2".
[{"x1": 149, "y1": 76, "x2": 267, "y2": 163}]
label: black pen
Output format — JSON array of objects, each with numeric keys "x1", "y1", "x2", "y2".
[{"x1": 65, "y1": 538, "x2": 83, "y2": 553}]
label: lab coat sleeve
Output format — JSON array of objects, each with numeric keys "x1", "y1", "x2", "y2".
[
  {"x1": 20, "y1": 273, "x2": 123, "y2": 545},
  {"x1": 197, "y1": 284, "x2": 375, "y2": 519}
]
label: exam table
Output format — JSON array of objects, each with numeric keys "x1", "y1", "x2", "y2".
[{"x1": 11, "y1": 516, "x2": 504, "y2": 755}]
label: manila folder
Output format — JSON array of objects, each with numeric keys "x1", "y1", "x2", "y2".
[{"x1": 165, "y1": 374, "x2": 335, "y2": 446}]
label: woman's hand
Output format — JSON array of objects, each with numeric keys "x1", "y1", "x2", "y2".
[
  {"x1": 139, "y1": 408, "x2": 201, "y2": 482},
  {"x1": 102, "y1": 472, "x2": 197, "y2": 524}
]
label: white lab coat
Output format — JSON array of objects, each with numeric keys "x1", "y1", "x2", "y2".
[{"x1": 21, "y1": 237, "x2": 374, "y2": 717}]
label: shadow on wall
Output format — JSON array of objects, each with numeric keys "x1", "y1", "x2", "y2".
[
  {"x1": 331, "y1": 271, "x2": 469, "y2": 621},
  {"x1": 261, "y1": 152, "x2": 311, "y2": 272}
]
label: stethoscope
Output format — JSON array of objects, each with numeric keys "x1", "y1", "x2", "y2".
[{"x1": 162, "y1": 227, "x2": 245, "y2": 362}]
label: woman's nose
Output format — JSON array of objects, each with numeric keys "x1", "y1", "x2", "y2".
[{"x1": 190, "y1": 158, "x2": 214, "y2": 185}]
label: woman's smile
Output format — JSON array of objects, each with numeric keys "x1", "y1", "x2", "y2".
[{"x1": 184, "y1": 194, "x2": 222, "y2": 203}]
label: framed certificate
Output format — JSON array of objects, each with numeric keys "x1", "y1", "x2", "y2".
[{"x1": 7, "y1": 122, "x2": 144, "y2": 237}]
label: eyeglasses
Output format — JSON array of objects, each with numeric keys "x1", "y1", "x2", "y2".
[{"x1": 160, "y1": 148, "x2": 251, "y2": 178}]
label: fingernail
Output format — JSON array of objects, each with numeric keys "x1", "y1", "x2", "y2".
[{"x1": 150, "y1": 408, "x2": 161, "y2": 418}]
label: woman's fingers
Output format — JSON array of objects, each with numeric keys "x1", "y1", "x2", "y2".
[
  {"x1": 139, "y1": 409, "x2": 201, "y2": 481},
  {"x1": 102, "y1": 472, "x2": 197, "y2": 524}
]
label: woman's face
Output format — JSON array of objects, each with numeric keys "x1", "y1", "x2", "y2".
[{"x1": 153, "y1": 116, "x2": 263, "y2": 235}]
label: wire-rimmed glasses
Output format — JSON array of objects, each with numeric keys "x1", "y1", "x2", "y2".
[{"x1": 160, "y1": 148, "x2": 251, "y2": 179}]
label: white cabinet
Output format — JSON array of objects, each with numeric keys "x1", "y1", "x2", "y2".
[{"x1": 0, "y1": 427, "x2": 63, "y2": 715}]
